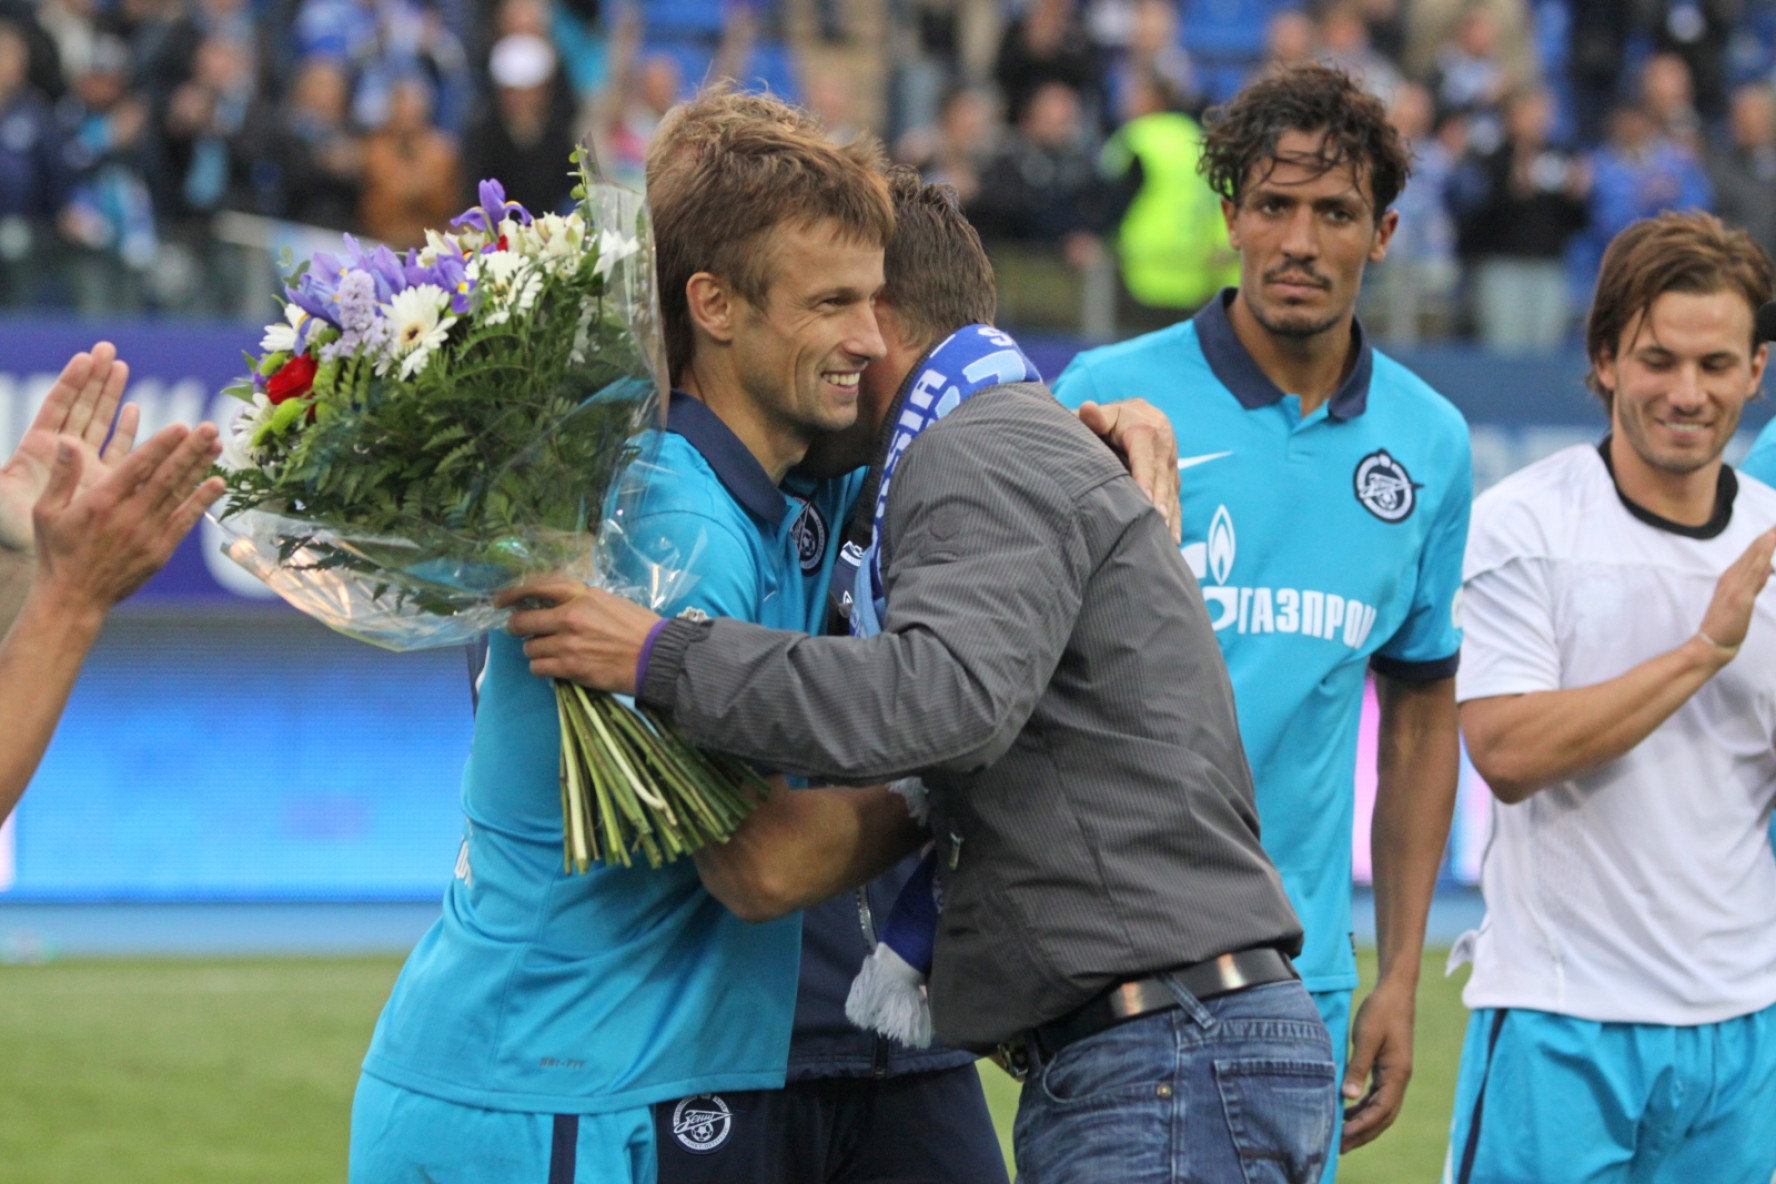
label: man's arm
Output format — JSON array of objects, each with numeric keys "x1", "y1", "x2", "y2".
[
  {"x1": 0, "y1": 426, "x2": 223, "y2": 821},
  {"x1": 1341, "y1": 672, "x2": 1458, "y2": 1151},
  {"x1": 501, "y1": 416, "x2": 1093, "y2": 782},
  {"x1": 694, "y1": 778, "x2": 926, "y2": 922},
  {"x1": 0, "y1": 344, "x2": 138, "y2": 632},
  {"x1": 1462, "y1": 524, "x2": 1776, "y2": 803}
]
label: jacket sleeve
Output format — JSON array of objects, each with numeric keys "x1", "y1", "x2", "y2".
[{"x1": 638, "y1": 415, "x2": 1093, "y2": 783}]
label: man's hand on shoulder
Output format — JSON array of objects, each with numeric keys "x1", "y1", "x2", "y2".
[
  {"x1": 1074, "y1": 398, "x2": 1182, "y2": 543},
  {"x1": 499, "y1": 580, "x2": 661, "y2": 695}
]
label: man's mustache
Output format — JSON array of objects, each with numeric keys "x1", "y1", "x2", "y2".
[{"x1": 1263, "y1": 266, "x2": 1331, "y2": 289}]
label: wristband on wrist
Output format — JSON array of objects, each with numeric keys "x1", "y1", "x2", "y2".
[
  {"x1": 635, "y1": 617, "x2": 670, "y2": 692},
  {"x1": 1696, "y1": 629, "x2": 1741, "y2": 658}
]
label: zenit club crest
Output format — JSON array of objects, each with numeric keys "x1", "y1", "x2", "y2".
[
  {"x1": 670, "y1": 1094, "x2": 733, "y2": 1154},
  {"x1": 1353, "y1": 450, "x2": 1420, "y2": 522},
  {"x1": 791, "y1": 502, "x2": 829, "y2": 573}
]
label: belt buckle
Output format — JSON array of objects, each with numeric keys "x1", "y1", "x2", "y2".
[{"x1": 995, "y1": 1037, "x2": 1032, "y2": 1082}]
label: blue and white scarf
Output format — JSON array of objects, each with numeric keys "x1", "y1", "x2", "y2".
[{"x1": 838, "y1": 324, "x2": 1038, "y2": 1047}]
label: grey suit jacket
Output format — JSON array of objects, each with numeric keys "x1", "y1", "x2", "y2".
[{"x1": 640, "y1": 380, "x2": 1302, "y2": 1049}]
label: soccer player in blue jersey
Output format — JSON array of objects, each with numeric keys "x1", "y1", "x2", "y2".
[
  {"x1": 346, "y1": 99, "x2": 925, "y2": 1184},
  {"x1": 1052, "y1": 64, "x2": 1471, "y2": 1175}
]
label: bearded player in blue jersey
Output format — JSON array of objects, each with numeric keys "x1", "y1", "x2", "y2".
[{"x1": 1054, "y1": 63, "x2": 1471, "y2": 1178}]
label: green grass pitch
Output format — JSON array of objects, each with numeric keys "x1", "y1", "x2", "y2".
[{"x1": 0, "y1": 949, "x2": 1470, "y2": 1182}]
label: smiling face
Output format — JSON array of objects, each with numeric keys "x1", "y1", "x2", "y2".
[
  {"x1": 1598, "y1": 289, "x2": 1767, "y2": 477},
  {"x1": 1224, "y1": 127, "x2": 1397, "y2": 341},
  {"x1": 730, "y1": 218, "x2": 886, "y2": 446}
]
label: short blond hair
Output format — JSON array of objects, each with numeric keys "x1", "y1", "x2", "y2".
[{"x1": 645, "y1": 88, "x2": 893, "y2": 383}]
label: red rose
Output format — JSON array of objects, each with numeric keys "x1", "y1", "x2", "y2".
[
  {"x1": 266, "y1": 353, "x2": 318, "y2": 405},
  {"x1": 497, "y1": 234, "x2": 509, "y2": 251}
]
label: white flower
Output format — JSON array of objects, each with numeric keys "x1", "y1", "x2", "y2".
[
  {"x1": 472, "y1": 251, "x2": 540, "y2": 326},
  {"x1": 530, "y1": 213, "x2": 586, "y2": 275},
  {"x1": 259, "y1": 304, "x2": 308, "y2": 354},
  {"x1": 382, "y1": 284, "x2": 456, "y2": 378},
  {"x1": 496, "y1": 215, "x2": 533, "y2": 256},
  {"x1": 219, "y1": 391, "x2": 272, "y2": 471},
  {"x1": 593, "y1": 229, "x2": 640, "y2": 281}
]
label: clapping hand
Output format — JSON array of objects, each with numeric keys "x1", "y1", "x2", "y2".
[
  {"x1": 0, "y1": 343, "x2": 137, "y2": 555},
  {"x1": 32, "y1": 423, "x2": 225, "y2": 617}
]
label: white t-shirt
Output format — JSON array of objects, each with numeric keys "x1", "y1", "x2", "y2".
[{"x1": 1454, "y1": 443, "x2": 1776, "y2": 1026}]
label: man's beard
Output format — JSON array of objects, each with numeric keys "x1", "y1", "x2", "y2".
[
  {"x1": 1248, "y1": 296, "x2": 1343, "y2": 341},
  {"x1": 1615, "y1": 397, "x2": 1738, "y2": 476}
]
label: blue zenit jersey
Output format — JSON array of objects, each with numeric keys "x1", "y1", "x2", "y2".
[
  {"x1": 1055, "y1": 293, "x2": 1471, "y2": 992},
  {"x1": 1732, "y1": 421, "x2": 1776, "y2": 868},
  {"x1": 1740, "y1": 420, "x2": 1776, "y2": 487},
  {"x1": 361, "y1": 394, "x2": 861, "y2": 1114}
]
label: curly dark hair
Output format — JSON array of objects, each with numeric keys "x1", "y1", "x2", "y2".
[{"x1": 1198, "y1": 63, "x2": 1412, "y2": 223}]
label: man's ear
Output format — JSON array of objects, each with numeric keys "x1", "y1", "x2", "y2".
[
  {"x1": 1594, "y1": 352, "x2": 1620, "y2": 419},
  {"x1": 1222, "y1": 197, "x2": 1241, "y2": 250},
  {"x1": 1369, "y1": 208, "x2": 1400, "y2": 264},
  {"x1": 685, "y1": 272, "x2": 737, "y2": 346}
]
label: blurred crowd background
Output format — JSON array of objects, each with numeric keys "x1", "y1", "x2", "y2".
[{"x1": 0, "y1": 0, "x2": 1773, "y2": 348}]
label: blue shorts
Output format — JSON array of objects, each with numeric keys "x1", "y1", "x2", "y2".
[
  {"x1": 1311, "y1": 989, "x2": 1351, "y2": 1184},
  {"x1": 1445, "y1": 1004, "x2": 1776, "y2": 1184},
  {"x1": 349, "y1": 1072, "x2": 658, "y2": 1184},
  {"x1": 652, "y1": 1064, "x2": 1008, "y2": 1184}
]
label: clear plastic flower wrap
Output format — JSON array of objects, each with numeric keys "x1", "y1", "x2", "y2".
[{"x1": 212, "y1": 152, "x2": 768, "y2": 872}]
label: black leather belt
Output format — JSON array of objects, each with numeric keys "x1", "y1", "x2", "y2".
[{"x1": 998, "y1": 948, "x2": 1297, "y2": 1079}]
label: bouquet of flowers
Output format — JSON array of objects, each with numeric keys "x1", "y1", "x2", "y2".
[{"x1": 213, "y1": 153, "x2": 768, "y2": 872}]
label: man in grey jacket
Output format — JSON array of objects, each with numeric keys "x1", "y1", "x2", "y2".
[{"x1": 499, "y1": 174, "x2": 1338, "y2": 1184}]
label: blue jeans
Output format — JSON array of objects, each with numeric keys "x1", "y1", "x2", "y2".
[{"x1": 1013, "y1": 979, "x2": 1337, "y2": 1184}]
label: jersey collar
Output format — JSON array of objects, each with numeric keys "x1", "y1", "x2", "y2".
[
  {"x1": 666, "y1": 390, "x2": 788, "y2": 523},
  {"x1": 1595, "y1": 436, "x2": 1737, "y2": 540},
  {"x1": 1193, "y1": 288, "x2": 1374, "y2": 420}
]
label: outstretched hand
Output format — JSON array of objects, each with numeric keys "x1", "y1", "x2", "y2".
[
  {"x1": 1076, "y1": 398, "x2": 1182, "y2": 544},
  {"x1": 0, "y1": 343, "x2": 138, "y2": 554},
  {"x1": 32, "y1": 423, "x2": 224, "y2": 616},
  {"x1": 496, "y1": 578, "x2": 662, "y2": 695},
  {"x1": 1696, "y1": 523, "x2": 1776, "y2": 658}
]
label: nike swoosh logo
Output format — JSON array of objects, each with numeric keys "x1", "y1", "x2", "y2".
[{"x1": 1178, "y1": 451, "x2": 1232, "y2": 471}]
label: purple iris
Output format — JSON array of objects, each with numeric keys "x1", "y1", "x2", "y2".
[
  {"x1": 451, "y1": 178, "x2": 534, "y2": 235},
  {"x1": 287, "y1": 264, "x2": 342, "y2": 328},
  {"x1": 334, "y1": 235, "x2": 407, "y2": 302},
  {"x1": 404, "y1": 246, "x2": 474, "y2": 314}
]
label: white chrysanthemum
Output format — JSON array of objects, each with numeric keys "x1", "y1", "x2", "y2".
[
  {"x1": 219, "y1": 391, "x2": 272, "y2": 471},
  {"x1": 259, "y1": 304, "x2": 308, "y2": 354},
  {"x1": 383, "y1": 284, "x2": 456, "y2": 378},
  {"x1": 593, "y1": 229, "x2": 640, "y2": 281}
]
